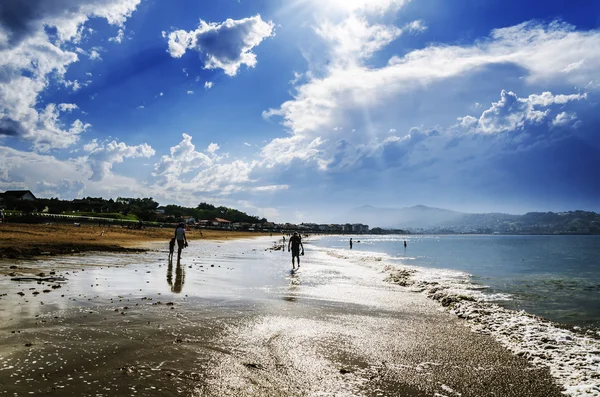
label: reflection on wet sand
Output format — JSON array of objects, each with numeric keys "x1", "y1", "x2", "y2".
[
  {"x1": 0, "y1": 238, "x2": 568, "y2": 397},
  {"x1": 283, "y1": 271, "x2": 300, "y2": 302},
  {"x1": 166, "y1": 258, "x2": 185, "y2": 293}
]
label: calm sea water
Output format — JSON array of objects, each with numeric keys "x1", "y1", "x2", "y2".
[{"x1": 311, "y1": 234, "x2": 600, "y2": 330}]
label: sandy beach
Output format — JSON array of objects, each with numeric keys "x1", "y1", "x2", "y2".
[
  {"x1": 0, "y1": 229, "x2": 572, "y2": 396},
  {"x1": 0, "y1": 223, "x2": 267, "y2": 263}
]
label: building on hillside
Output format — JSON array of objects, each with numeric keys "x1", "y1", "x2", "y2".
[
  {"x1": 212, "y1": 218, "x2": 231, "y2": 228},
  {"x1": 2, "y1": 190, "x2": 37, "y2": 201},
  {"x1": 198, "y1": 218, "x2": 232, "y2": 229}
]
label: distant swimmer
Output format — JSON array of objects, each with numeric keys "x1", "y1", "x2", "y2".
[
  {"x1": 404, "y1": 240, "x2": 407, "y2": 248},
  {"x1": 288, "y1": 232, "x2": 304, "y2": 270},
  {"x1": 349, "y1": 238, "x2": 353, "y2": 249}
]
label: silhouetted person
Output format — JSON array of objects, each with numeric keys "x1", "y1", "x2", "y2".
[
  {"x1": 168, "y1": 238, "x2": 175, "y2": 261},
  {"x1": 288, "y1": 232, "x2": 304, "y2": 270},
  {"x1": 404, "y1": 240, "x2": 407, "y2": 248},
  {"x1": 175, "y1": 223, "x2": 188, "y2": 260},
  {"x1": 350, "y1": 238, "x2": 353, "y2": 249}
]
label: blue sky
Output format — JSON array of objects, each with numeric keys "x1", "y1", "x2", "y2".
[{"x1": 1, "y1": 0, "x2": 600, "y2": 222}]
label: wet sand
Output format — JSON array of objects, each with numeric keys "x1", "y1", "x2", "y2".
[{"x1": 0, "y1": 237, "x2": 566, "y2": 396}]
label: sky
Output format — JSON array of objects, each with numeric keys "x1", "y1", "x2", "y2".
[{"x1": 1, "y1": 0, "x2": 600, "y2": 223}]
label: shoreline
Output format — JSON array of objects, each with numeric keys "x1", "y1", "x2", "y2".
[{"x1": 308, "y1": 240, "x2": 600, "y2": 397}]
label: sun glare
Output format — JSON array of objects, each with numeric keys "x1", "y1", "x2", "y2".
[{"x1": 284, "y1": 0, "x2": 407, "y2": 17}]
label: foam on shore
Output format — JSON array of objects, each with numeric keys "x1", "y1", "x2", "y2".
[{"x1": 314, "y1": 245, "x2": 600, "y2": 397}]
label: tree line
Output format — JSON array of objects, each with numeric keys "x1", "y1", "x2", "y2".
[{"x1": 1, "y1": 196, "x2": 266, "y2": 224}]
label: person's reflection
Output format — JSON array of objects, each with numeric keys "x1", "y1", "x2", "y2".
[
  {"x1": 166, "y1": 257, "x2": 185, "y2": 293},
  {"x1": 283, "y1": 272, "x2": 299, "y2": 302}
]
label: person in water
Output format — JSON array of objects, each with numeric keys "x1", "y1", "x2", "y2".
[
  {"x1": 175, "y1": 223, "x2": 188, "y2": 260},
  {"x1": 350, "y1": 238, "x2": 353, "y2": 249},
  {"x1": 403, "y1": 240, "x2": 407, "y2": 248},
  {"x1": 288, "y1": 232, "x2": 304, "y2": 270}
]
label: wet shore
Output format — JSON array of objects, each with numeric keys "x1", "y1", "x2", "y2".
[{"x1": 0, "y1": 237, "x2": 567, "y2": 396}]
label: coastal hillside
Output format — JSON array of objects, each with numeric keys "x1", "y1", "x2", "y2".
[
  {"x1": 342, "y1": 205, "x2": 465, "y2": 229},
  {"x1": 343, "y1": 205, "x2": 600, "y2": 234}
]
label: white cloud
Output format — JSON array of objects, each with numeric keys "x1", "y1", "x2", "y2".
[
  {"x1": 0, "y1": 0, "x2": 140, "y2": 46},
  {"x1": 552, "y1": 111, "x2": 578, "y2": 127},
  {"x1": 0, "y1": 0, "x2": 141, "y2": 151},
  {"x1": 58, "y1": 103, "x2": 78, "y2": 113},
  {"x1": 151, "y1": 134, "x2": 288, "y2": 199},
  {"x1": 207, "y1": 143, "x2": 220, "y2": 154},
  {"x1": 36, "y1": 179, "x2": 85, "y2": 199},
  {"x1": 189, "y1": 160, "x2": 254, "y2": 193},
  {"x1": 108, "y1": 28, "x2": 125, "y2": 43},
  {"x1": 204, "y1": 81, "x2": 214, "y2": 90},
  {"x1": 0, "y1": 144, "x2": 152, "y2": 200},
  {"x1": 260, "y1": 135, "x2": 327, "y2": 169},
  {"x1": 405, "y1": 19, "x2": 427, "y2": 34},
  {"x1": 264, "y1": 21, "x2": 600, "y2": 137},
  {"x1": 166, "y1": 14, "x2": 275, "y2": 76},
  {"x1": 87, "y1": 140, "x2": 155, "y2": 181},
  {"x1": 473, "y1": 90, "x2": 586, "y2": 134},
  {"x1": 153, "y1": 133, "x2": 213, "y2": 184},
  {"x1": 316, "y1": 15, "x2": 402, "y2": 63},
  {"x1": 186, "y1": 90, "x2": 194, "y2": 95},
  {"x1": 89, "y1": 48, "x2": 102, "y2": 60},
  {"x1": 137, "y1": 105, "x2": 145, "y2": 109},
  {"x1": 82, "y1": 139, "x2": 100, "y2": 152}
]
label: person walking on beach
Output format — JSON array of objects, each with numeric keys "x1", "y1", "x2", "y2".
[
  {"x1": 350, "y1": 238, "x2": 353, "y2": 249},
  {"x1": 288, "y1": 232, "x2": 304, "y2": 270},
  {"x1": 175, "y1": 223, "x2": 188, "y2": 260},
  {"x1": 403, "y1": 240, "x2": 407, "y2": 248}
]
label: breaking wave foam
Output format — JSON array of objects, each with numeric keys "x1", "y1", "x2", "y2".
[{"x1": 316, "y1": 245, "x2": 600, "y2": 397}]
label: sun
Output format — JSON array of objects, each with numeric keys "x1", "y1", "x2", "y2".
[
  {"x1": 279, "y1": 0, "x2": 407, "y2": 19},
  {"x1": 307, "y1": 0, "x2": 406, "y2": 15}
]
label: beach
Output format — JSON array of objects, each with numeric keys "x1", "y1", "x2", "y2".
[
  {"x1": 0, "y1": 228, "x2": 583, "y2": 396},
  {"x1": 0, "y1": 223, "x2": 267, "y2": 263}
]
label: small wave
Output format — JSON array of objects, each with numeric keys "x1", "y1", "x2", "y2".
[{"x1": 386, "y1": 265, "x2": 600, "y2": 397}]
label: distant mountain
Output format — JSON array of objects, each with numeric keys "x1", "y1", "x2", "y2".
[
  {"x1": 343, "y1": 205, "x2": 465, "y2": 229},
  {"x1": 342, "y1": 206, "x2": 600, "y2": 234}
]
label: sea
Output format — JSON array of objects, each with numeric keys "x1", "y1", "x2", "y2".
[{"x1": 311, "y1": 234, "x2": 600, "y2": 331}]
